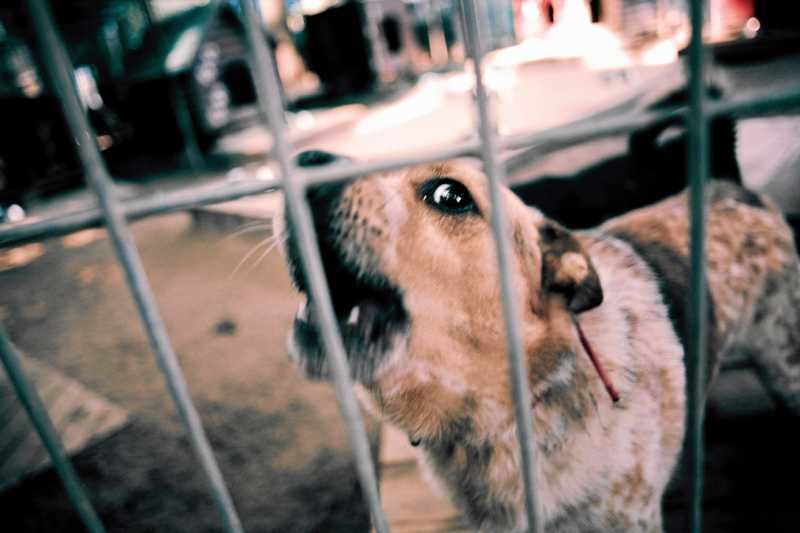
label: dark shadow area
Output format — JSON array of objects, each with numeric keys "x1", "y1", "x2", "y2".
[
  {"x1": 512, "y1": 87, "x2": 741, "y2": 230},
  {"x1": 664, "y1": 410, "x2": 800, "y2": 533},
  {"x1": 0, "y1": 213, "x2": 376, "y2": 532},
  {"x1": 0, "y1": 403, "x2": 370, "y2": 533}
]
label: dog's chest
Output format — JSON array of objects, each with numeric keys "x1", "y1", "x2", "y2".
[{"x1": 422, "y1": 384, "x2": 667, "y2": 532}]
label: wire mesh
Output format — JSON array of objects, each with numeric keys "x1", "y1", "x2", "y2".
[
  {"x1": 237, "y1": 0, "x2": 389, "y2": 530},
  {"x1": 0, "y1": 325, "x2": 106, "y2": 533},
  {"x1": 3, "y1": 87, "x2": 800, "y2": 248},
  {"x1": 22, "y1": 0, "x2": 244, "y2": 531},
  {"x1": 458, "y1": 0, "x2": 543, "y2": 530}
]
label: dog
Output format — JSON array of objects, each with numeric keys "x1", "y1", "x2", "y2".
[{"x1": 284, "y1": 151, "x2": 800, "y2": 532}]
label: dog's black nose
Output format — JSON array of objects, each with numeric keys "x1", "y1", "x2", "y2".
[
  {"x1": 292, "y1": 150, "x2": 350, "y2": 226},
  {"x1": 294, "y1": 150, "x2": 351, "y2": 225},
  {"x1": 295, "y1": 150, "x2": 348, "y2": 168},
  {"x1": 286, "y1": 150, "x2": 351, "y2": 291}
]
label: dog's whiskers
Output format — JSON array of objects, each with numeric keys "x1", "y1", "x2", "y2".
[
  {"x1": 247, "y1": 232, "x2": 288, "y2": 273},
  {"x1": 229, "y1": 232, "x2": 282, "y2": 279},
  {"x1": 220, "y1": 220, "x2": 274, "y2": 242}
]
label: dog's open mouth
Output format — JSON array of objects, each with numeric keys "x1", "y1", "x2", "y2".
[{"x1": 289, "y1": 265, "x2": 410, "y2": 383}]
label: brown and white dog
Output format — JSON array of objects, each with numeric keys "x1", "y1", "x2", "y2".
[{"x1": 284, "y1": 151, "x2": 800, "y2": 532}]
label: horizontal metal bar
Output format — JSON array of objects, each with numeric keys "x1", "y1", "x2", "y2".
[
  {"x1": 460, "y1": 0, "x2": 543, "y2": 531},
  {"x1": 503, "y1": 84, "x2": 800, "y2": 163},
  {"x1": 25, "y1": 1, "x2": 244, "y2": 531},
  {"x1": 0, "y1": 325, "x2": 106, "y2": 533},
  {"x1": 0, "y1": 107, "x2": 680, "y2": 249},
  {"x1": 0, "y1": 177, "x2": 282, "y2": 247},
  {"x1": 502, "y1": 103, "x2": 675, "y2": 153},
  {"x1": 2, "y1": 82, "x2": 798, "y2": 250},
  {"x1": 501, "y1": 106, "x2": 679, "y2": 176},
  {"x1": 303, "y1": 140, "x2": 480, "y2": 186},
  {"x1": 706, "y1": 86, "x2": 800, "y2": 118},
  {"x1": 0, "y1": 143, "x2": 477, "y2": 247},
  {"x1": 238, "y1": 0, "x2": 390, "y2": 531}
]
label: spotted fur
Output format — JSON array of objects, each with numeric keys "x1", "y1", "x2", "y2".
[{"x1": 286, "y1": 155, "x2": 800, "y2": 532}]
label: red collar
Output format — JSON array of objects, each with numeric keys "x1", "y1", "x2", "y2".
[{"x1": 573, "y1": 315, "x2": 620, "y2": 404}]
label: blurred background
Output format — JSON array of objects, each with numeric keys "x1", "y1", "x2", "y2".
[{"x1": 0, "y1": 0, "x2": 799, "y2": 532}]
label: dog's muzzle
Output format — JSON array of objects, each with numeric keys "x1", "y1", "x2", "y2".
[{"x1": 285, "y1": 177, "x2": 410, "y2": 384}]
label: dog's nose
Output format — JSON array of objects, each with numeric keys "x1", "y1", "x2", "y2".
[
  {"x1": 293, "y1": 150, "x2": 350, "y2": 227},
  {"x1": 285, "y1": 151, "x2": 351, "y2": 291},
  {"x1": 295, "y1": 150, "x2": 342, "y2": 168},
  {"x1": 287, "y1": 149, "x2": 351, "y2": 230}
]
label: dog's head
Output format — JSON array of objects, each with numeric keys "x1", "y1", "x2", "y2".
[{"x1": 286, "y1": 151, "x2": 602, "y2": 439}]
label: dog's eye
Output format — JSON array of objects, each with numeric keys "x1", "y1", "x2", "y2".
[{"x1": 419, "y1": 178, "x2": 478, "y2": 215}]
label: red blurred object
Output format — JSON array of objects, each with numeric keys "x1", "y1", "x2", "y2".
[{"x1": 710, "y1": 0, "x2": 754, "y2": 38}]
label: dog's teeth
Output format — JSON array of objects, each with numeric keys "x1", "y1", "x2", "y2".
[
  {"x1": 347, "y1": 306, "x2": 360, "y2": 326},
  {"x1": 296, "y1": 298, "x2": 308, "y2": 321}
]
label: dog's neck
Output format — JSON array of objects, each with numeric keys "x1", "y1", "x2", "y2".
[
  {"x1": 414, "y1": 345, "x2": 601, "y2": 531},
  {"x1": 365, "y1": 299, "x2": 623, "y2": 530}
]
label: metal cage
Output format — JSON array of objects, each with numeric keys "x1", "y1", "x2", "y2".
[{"x1": 1, "y1": 1, "x2": 799, "y2": 532}]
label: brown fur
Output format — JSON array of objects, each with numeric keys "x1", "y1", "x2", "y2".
[{"x1": 287, "y1": 160, "x2": 800, "y2": 532}]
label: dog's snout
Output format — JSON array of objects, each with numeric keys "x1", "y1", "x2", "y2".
[
  {"x1": 295, "y1": 150, "x2": 341, "y2": 168},
  {"x1": 305, "y1": 181, "x2": 347, "y2": 227},
  {"x1": 293, "y1": 149, "x2": 351, "y2": 228},
  {"x1": 285, "y1": 150, "x2": 351, "y2": 292}
]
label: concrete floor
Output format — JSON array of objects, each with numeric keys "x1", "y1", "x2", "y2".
[{"x1": 0, "y1": 214, "x2": 377, "y2": 532}]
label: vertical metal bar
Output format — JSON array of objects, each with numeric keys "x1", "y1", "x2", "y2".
[
  {"x1": 0, "y1": 325, "x2": 106, "y2": 533},
  {"x1": 686, "y1": 1, "x2": 708, "y2": 532},
  {"x1": 459, "y1": 1, "x2": 543, "y2": 531},
  {"x1": 237, "y1": 2, "x2": 390, "y2": 532},
  {"x1": 24, "y1": 2, "x2": 244, "y2": 532}
]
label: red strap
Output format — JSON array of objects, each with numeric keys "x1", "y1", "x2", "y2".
[{"x1": 573, "y1": 316, "x2": 620, "y2": 403}]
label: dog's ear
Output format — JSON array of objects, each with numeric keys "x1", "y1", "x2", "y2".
[{"x1": 539, "y1": 223, "x2": 603, "y2": 313}]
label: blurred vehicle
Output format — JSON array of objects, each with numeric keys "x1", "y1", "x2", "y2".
[{"x1": 0, "y1": 0, "x2": 272, "y2": 208}]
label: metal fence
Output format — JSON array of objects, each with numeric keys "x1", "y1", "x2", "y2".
[{"x1": 1, "y1": 0, "x2": 799, "y2": 532}]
